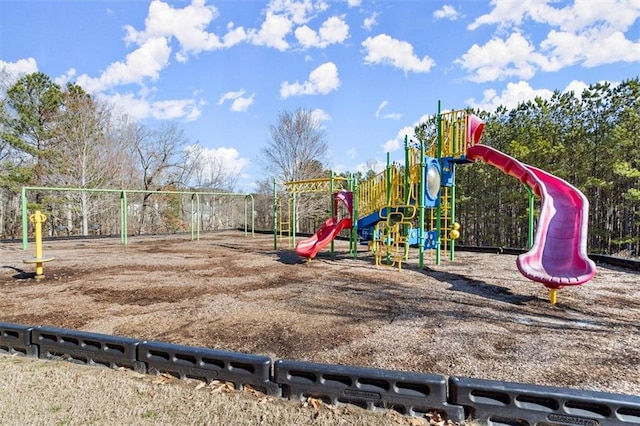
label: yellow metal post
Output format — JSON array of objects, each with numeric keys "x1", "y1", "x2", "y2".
[
  {"x1": 549, "y1": 288, "x2": 558, "y2": 305},
  {"x1": 23, "y1": 210, "x2": 55, "y2": 278}
]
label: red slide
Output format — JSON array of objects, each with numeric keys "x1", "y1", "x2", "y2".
[
  {"x1": 295, "y1": 217, "x2": 353, "y2": 260},
  {"x1": 467, "y1": 144, "x2": 596, "y2": 288}
]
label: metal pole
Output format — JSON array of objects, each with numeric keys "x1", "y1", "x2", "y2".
[
  {"x1": 21, "y1": 186, "x2": 28, "y2": 250},
  {"x1": 419, "y1": 138, "x2": 426, "y2": 268},
  {"x1": 526, "y1": 185, "x2": 534, "y2": 248},
  {"x1": 292, "y1": 187, "x2": 297, "y2": 248},
  {"x1": 353, "y1": 174, "x2": 357, "y2": 258},
  {"x1": 450, "y1": 164, "x2": 456, "y2": 261},
  {"x1": 330, "y1": 171, "x2": 335, "y2": 254},
  {"x1": 436, "y1": 100, "x2": 443, "y2": 265},
  {"x1": 273, "y1": 180, "x2": 278, "y2": 249},
  {"x1": 191, "y1": 193, "x2": 196, "y2": 240},
  {"x1": 122, "y1": 191, "x2": 128, "y2": 245},
  {"x1": 244, "y1": 194, "x2": 255, "y2": 237},
  {"x1": 195, "y1": 192, "x2": 201, "y2": 241},
  {"x1": 386, "y1": 152, "x2": 391, "y2": 205}
]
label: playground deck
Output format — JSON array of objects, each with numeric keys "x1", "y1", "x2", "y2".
[{"x1": 1, "y1": 230, "x2": 639, "y2": 397}]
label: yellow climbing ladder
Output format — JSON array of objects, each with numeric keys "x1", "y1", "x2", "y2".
[{"x1": 373, "y1": 205, "x2": 416, "y2": 271}]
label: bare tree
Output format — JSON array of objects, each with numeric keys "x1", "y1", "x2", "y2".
[
  {"x1": 261, "y1": 108, "x2": 331, "y2": 231},
  {"x1": 261, "y1": 107, "x2": 329, "y2": 183},
  {"x1": 46, "y1": 83, "x2": 122, "y2": 235},
  {"x1": 132, "y1": 121, "x2": 189, "y2": 234},
  {"x1": 184, "y1": 145, "x2": 240, "y2": 192}
]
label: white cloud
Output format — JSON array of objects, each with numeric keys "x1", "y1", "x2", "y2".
[
  {"x1": 469, "y1": 0, "x2": 640, "y2": 33},
  {"x1": 248, "y1": 11, "x2": 293, "y2": 51},
  {"x1": 456, "y1": 32, "x2": 544, "y2": 82},
  {"x1": 267, "y1": 0, "x2": 329, "y2": 25},
  {"x1": 465, "y1": 81, "x2": 554, "y2": 111},
  {"x1": 0, "y1": 58, "x2": 38, "y2": 84},
  {"x1": 99, "y1": 92, "x2": 151, "y2": 120},
  {"x1": 382, "y1": 113, "x2": 431, "y2": 154},
  {"x1": 185, "y1": 145, "x2": 249, "y2": 179},
  {"x1": 562, "y1": 80, "x2": 589, "y2": 98},
  {"x1": 230, "y1": 95, "x2": 255, "y2": 112},
  {"x1": 138, "y1": 0, "x2": 223, "y2": 57},
  {"x1": 363, "y1": 12, "x2": 378, "y2": 31},
  {"x1": 295, "y1": 16, "x2": 349, "y2": 48},
  {"x1": 124, "y1": 0, "x2": 247, "y2": 63},
  {"x1": 101, "y1": 92, "x2": 201, "y2": 121},
  {"x1": 464, "y1": 0, "x2": 640, "y2": 80},
  {"x1": 152, "y1": 99, "x2": 202, "y2": 120},
  {"x1": 223, "y1": 23, "x2": 248, "y2": 47},
  {"x1": 362, "y1": 34, "x2": 435, "y2": 74},
  {"x1": 53, "y1": 68, "x2": 77, "y2": 86},
  {"x1": 311, "y1": 108, "x2": 330, "y2": 123},
  {"x1": 375, "y1": 101, "x2": 402, "y2": 120},
  {"x1": 433, "y1": 5, "x2": 460, "y2": 20},
  {"x1": 355, "y1": 159, "x2": 385, "y2": 175},
  {"x1": 280, "y1": 62, "x2": 340, "y2": 98},
  {"x1": 218, "y1": 89, "x2": 255, "y2": 112},
  {"x1": 540, "y1": 29, "x2": 640, "y2": 70},
  {"x1": 347, "y1": 0, "x2": 362, "y2": 7},
  {"x1": 77, "y1": 36, "x2": 171, "y2": 93}
]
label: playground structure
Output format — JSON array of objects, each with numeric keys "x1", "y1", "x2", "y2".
[{"x1": 278, "y1": 103, "x2": 596, "y2": 303}]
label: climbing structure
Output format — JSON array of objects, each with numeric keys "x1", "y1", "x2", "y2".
[{"x1": 355, "y1": 104, "x2": 481, "y2": 270}]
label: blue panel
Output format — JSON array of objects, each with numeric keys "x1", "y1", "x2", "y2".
[
  {"x1": 357, "y1": 209, "x2": 387, "y2": 229},
  {"x1": 424, "y1": 230, "x2": 439, "y2": 249},
  {"x1": 441, "y1": 157, "x2": 455, "y2": 187},
  {"x1": 424, "y1": 157, "x2": 441, "y2": 208}
]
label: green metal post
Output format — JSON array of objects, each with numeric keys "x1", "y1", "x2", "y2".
[
  {"x1": 526, "y1": 185, "x2": 534, "y2": 248},
  {"x1": 419, "y1": 138, "x2": 426, "y2": 269},
  {"x1": 190, "y1": 194, "x2": 196, "y2": 240},
  {"x1": 273, "y1": 180, "x2": 278, "y2": 249},
  {"x1": 404, "y1": 135, "x2": 410, "y2": 203},
  {"x1": 450, "y1": 164, "x2": 456, "y2": 261},
  {"x1": 330, "y1": 171, "x2": 335, "y2": 255},
  {"x1": 351, "y1": 175, "x2": 358, "y2": 259},
  {"x1": 21, "y1": 187, "x2": 28, "y2": 250},
  {"x1": 385, "y1": 152, "x2": 391, "y2": 265},
  {"x1": 403, "y1": 135, "x2": 410, "y2": 259},
  {"x1": 195, "y1": 192, "x2": 201, "y2": 241},
  {"x1": 386, "y1": 152, "x2": 391, "y2": 204},
  {"x1": 244, "y1": 194, "x2": 254, "y2": 237},
  {"x1": 121, "y1": 191, "x2": 128, "y2": 245},
  {"x1": 436, "y1": 101, "x2": 443, "y2": 265}
]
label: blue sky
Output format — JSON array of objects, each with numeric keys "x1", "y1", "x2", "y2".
[{"x1": 1, "y1": 0, "x2": 639, "y2": 192}]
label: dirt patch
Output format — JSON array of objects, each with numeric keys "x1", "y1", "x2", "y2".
[{"x1": 1, "y1": 231, "x2": 639, "y2": 396}]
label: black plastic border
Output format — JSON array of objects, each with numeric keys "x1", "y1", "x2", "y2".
[
  {"x1": 0, "y1": 322, "x2": 38, "y2": 356},
  {"x1": 274, "y1": 359, "x2": 464, "y2": 421},
  {"x1": 1, "y1": 322, "x2": 638, "y2": 425},
  {"x1": 31, "y1": 325, "x2": 144, "y2": 372},
  {"x1": 138, "y1": 340, "x2": 280, "y2": 396},
  {"x1": 449, "y1": 376, "x2": 640, "y2": 425}
]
